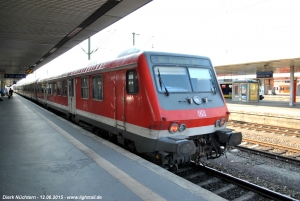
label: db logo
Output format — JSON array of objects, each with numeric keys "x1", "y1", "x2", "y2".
[{"x1": 198, "y1": 110, "x2": 206, "y2": 117}]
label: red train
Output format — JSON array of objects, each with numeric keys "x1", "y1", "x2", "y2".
[{"x1": 15, "y1": 49, "x2": 242, "y2": 167}]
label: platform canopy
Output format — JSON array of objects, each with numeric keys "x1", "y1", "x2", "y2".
[
  {"x1": 0, "y1": 0, "x2": 152, "y2": 85},
  {"x1": 215, "y1": 58, "x2": 300, "y2": 77}
]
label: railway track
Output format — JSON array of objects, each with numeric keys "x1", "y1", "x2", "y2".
[
  {"x1": 236, "y1": 143, "x2": 300, "y2": 165},
  {"x1": 172, "y1": 163, "x2": 296, "y2": 201},
  {"x1": 242, "y1": 138, "x2": 300, "y2": 153},
  {"x1": 227, "y1": 120, "x2": 300, "y2": 164},
  {"x1": 77, "y1": 119, "x2": 299, "y2": 200},
  {"x1": 228, "y1": 121, "x2": 300, "y2": 138},
  {"x1": 85, "y1": 125, "x2": 300, "y2": 200},
  {"x1": 45, "y1": 106, "x2": 300, "y2": 200},
  {"x1": 77, "y1": 120, "x2": 298, "y2": 200}
]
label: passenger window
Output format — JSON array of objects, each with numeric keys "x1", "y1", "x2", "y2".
[
  {"x1": 62, "y1": 80, "x2": 67, "y2": 96},
  {"x1": 126, "y1": 70, "x2": 139, "y2": 94},
  {"x1": 81, "y1": 77, "x2": 89, "y2": 99},
  {"x1": 92, "y1": 75, "x2": 103, "y2": 100},
  {"x1": 48, "y1": 83, "x2": 52, "y2": 94},
  {"x1": 57, "y1": 82, "x2": 61, "y2": 96},
  {"x1": 53, "y1": 83, "x2": 57, "y2": 95}
]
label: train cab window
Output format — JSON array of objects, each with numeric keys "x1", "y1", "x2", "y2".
[
  {"x1": 81, "y1": 77, "x2": 89, "y2": 99},
  {"x1": 92, "y1": 75, "x2": 103, "y2": 100},
  {"x1": 189, "y1": 68, "x2": 213, "y2": 92},
  {"x1": 154, "y1": 66, "x2": 190, "y2": 93},
  {"x1": 62, "y1": 80, "x2": 67, "y2": 96},
  {"x1": 57, "y1": 82, "x2": 61, "y2": 96},
  {"x1": 126, "y1": 70, "x2": 139, "y2": 94}
]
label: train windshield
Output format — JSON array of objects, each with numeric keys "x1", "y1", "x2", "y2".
[
  {"x1": 154, "y1": 66, "x2": 214, "y2": 93},
  {"x1": 155, "y1": 67, "x2": 191, "y2": 93},
  {"x1": 189, "y1": 68, "x2": 214, "y2": 92}
]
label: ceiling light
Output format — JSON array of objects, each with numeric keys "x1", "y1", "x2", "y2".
[
  {"x1": 67, "y1": 27, "x2": 83, "y2": 38},
  {"x1": 49, "y1": 48, "x2": 57, "y2": 53}
]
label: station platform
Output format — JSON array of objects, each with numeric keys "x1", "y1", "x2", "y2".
[
  {"x1": 0, "y1": 94, "x2": 225, "y2": 201},
  {"x1": 225, "y1": 98, "x2": 300, "y2": 129}
]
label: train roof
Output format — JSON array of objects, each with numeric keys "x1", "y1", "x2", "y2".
[
  {"x1": 15, "y1": 78, "x2": 40, "y2": 86},
  {"x1": 38, "y1": 48, "x2": 212, "y2": 82}
]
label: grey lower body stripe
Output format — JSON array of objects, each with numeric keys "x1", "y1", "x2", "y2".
[{"x1": 35, "y1": 109, "x2": 166, "y2": 201}]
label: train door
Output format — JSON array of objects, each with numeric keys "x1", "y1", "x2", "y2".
[
  {"x1": 68, "y1": 78, "x2": 76, "y2": 114},
  {"x1": 114, "y1": 71, "x2": 126, "y2": 130}
]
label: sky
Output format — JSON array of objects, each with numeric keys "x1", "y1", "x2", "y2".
[{"x1": 27, "y1": 0, "x2": 300, "y2": 81}]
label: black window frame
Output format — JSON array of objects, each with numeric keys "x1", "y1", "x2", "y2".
[
  {"x1": 57, "y1": 81, "x2": 61, "y2": 96},
  {"x1": 62, "y1": 80, "x2": 67, "y2": 97},
  {"x1": 92, "y1": 75, "x2": 103, "y2": 101},
  {"x1": 81, "y1": 77, "x2": 89, "y2": 99},
  {"x1": 48, "y1": 83, "x2": 52, "y2": 94},
  {"x1": 126, "y1": 69, "x2": 139, "y2": 94}
]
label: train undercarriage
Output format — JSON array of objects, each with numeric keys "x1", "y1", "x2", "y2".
[
  {"x1": 93, "y1": 124, "x2": 242, "y2": 168},
  {"x1": 154, "y1": 129, "x2": 242, "y2": 168}
]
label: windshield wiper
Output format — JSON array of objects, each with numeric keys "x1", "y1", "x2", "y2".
[
  {"x1": 210, "y1": 79, "x2": 216, "y2": 94},
  {"x1": 157, "y1": 68, "x2": 169, "y2": 96},
  {"x1": 208, "y1": 71, "x2": 217, "y2": 95}
]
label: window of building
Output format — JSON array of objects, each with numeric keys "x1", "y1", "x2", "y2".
[
  {"x1": 92, "y1": 75, "x2": 103, "y2": 100},
  {"x1": 81, "y1": 77, "x2": 89, "y2": 99},
  {"x1": 234, "y1": 86, "x2": 239, "y2": 96},
  {"x1": 126, "y1": 70, "x2": 139, "y2": 94}
]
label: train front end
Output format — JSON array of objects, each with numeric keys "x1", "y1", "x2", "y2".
[{"x1": 144, "y1": 52, "x2": 242, "y2": 167}]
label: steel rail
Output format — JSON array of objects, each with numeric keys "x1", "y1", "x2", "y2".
[
  {"x1": 236, "y1": 145, "x2": 300, "y2": 165},
  {"x1": 195, "y1": 164, "x2": 297, "y2": 201},
  {"x1": 243, "y1": 138, "x2": 300, "y2": 152},
  {"x1": 228, "y1": 121, "x2": 300, "y2": 138}
]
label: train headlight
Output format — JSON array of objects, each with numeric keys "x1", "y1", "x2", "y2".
[
  {"x1": 169, "y1": 123, "x2": 179, "y2": 134},
  {"x1": 179, "y1": 124, "x2": 186, "y2": 132},
  {"x1": 219, "y1": 118, "x2": 226, "y2": 127},
  {"x1": 215, "y1": 118, "x2": 226, "y2": 127}
]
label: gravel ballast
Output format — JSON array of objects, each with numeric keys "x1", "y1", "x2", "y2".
[{"x1": 203, "y1": 127, "x2": 300, "y2": 200}]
